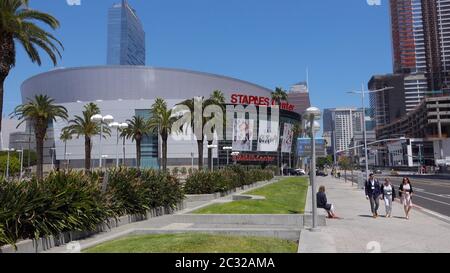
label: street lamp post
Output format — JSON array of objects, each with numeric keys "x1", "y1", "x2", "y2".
[
  {"x1": 303, "y1": 107, "x2": 321, "y2": 231},
  {"x1": 91, "y1": 114, "x2": 114, "y2": 169},
  {"x1": 207, "y1": 144, "x2": 218, "y2": 171},
  {"x1": 4, "y1": 148, "x2": 14, "y2": 180},
  {"x1": 17, "y1": 150, "x2": 23, "y2": 180},
  {"x1": 223, "y1": 146, "x2": 233, "y2": 166},
  {"x1": 347, "y1": 85, "x2": 393, "y2": 182},
  {"x1": 109, "y1": 122, "x2": 121, "y2": 168}
]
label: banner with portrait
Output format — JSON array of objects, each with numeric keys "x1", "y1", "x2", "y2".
[
  {"x1": 232, "y1": 119, "x2": 254, "y2": 151},
  {"x1": 257, "y1": 120, "x2": 279, "y2": 152},
  {"x1": 281, "y1": 123, "x2": 294, "y2": 153}
]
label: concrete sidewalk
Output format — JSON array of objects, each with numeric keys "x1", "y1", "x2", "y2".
[{"x1": 299, "y1": 175, "x2": 450, "y2": 253}]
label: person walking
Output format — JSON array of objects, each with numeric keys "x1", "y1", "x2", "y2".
[
  {"x1": 365, "y1": 173, "x2": 381, "y2": 218},
  {"x1": 381, "y1": 178, "x2": 396, "y2": 218},
  {"x1": 399, "y1": 177, "x2": 414, "y2": 220},
  {"x1": 317, "y1": 186, "x2": 338, "y2": 219}
]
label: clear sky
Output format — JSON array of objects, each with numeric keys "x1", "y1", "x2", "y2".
[{"x1": 3, "y1": 0, "x2": 392, "y2": 118}]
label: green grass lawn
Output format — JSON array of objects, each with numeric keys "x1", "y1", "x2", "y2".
[
  {"x1": 84, "y1": 233, "x2": 297, "y2": 253},
  {"x1": 193, "y1": 177, "x2": 308, "y2": 214}
]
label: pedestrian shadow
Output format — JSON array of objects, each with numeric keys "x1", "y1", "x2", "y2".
[{"x1": 358, "y1": 215, "x2": 375, "y2": 218}]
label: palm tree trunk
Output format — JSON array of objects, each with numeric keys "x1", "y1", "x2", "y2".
[
  {"x1": 162, "y1": 136, "x2": 168, "y2": 171},
  {"x1": 64, "y1": 141, "x2": 67, "y2": 170},
  {"x1": 0, "y1": 33, "x2": 14, "y2": 136},
  {"x1": 207, "y1": 140, "x2": 213, "y2": 170},
  {"x1": 197, "y1": 139, "x2": 203, "y2": 170},
  {"x1": 136, "y1": 138, "x2": 141, "y2": 169},
  {"x1": 35, "y1": 127, "x2": 45, "y2": 179},
  {"x1": 85, "y1": 136, "x2": 91, "y2": 171}
]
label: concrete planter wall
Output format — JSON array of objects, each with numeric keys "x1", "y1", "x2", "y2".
[
  {"x1": 185, "y1": 179, "x2": 276, "y2": 202},
  {"x1": 0, "y1": 201, "x2": 186, "y2": 253}
]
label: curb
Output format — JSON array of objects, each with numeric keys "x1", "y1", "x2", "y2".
[{"x1": 412, "y1": 204, "x2": 450, "y2": 224}]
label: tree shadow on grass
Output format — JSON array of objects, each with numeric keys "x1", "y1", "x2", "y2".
[{"x1": 288, "y1": 210, "x2": 301, "y2": 214}]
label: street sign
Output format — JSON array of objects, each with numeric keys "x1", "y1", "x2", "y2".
[{"x1": 297, "y1": 138, "x2": 326, "y2": 158}]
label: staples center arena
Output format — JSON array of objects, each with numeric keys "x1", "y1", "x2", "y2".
[{"x1": 20, "y1": 66, "x2": 306, "y2": 169}]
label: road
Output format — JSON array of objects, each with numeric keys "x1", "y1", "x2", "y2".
[
  {"x1": 378, "y1": 175, "x2": 450, "y2": 218},
  {"x1": 340, "y1": 172, "x2": 450, "y2": 217}
]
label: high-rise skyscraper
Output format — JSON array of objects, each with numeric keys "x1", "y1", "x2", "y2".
[
  {"x1": 107, "y1": 0, "x2": 146, "y2": 65},
  {"x1": 390, "y1": 0, "x2": 450, "y2": 95},
  {"x1": 287, "y1": 82, "x2": 311, "y2": 116}
]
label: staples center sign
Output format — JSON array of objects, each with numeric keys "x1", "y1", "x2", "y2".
[{"x1": 230, "y1": 94, "x2": 295, "y2": 112}]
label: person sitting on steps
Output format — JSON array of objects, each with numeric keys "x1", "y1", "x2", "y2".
[{"x1": 317, "y1": 185, "x2": 338, "y2": 219}]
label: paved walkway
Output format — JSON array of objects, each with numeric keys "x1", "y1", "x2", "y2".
[{"x1": 299, "y1": 175, "x2": 450, "y2": 253}]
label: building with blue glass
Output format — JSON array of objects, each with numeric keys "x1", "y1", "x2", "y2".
[{"x1": 107, "y1": 0, "x2": 145, "y2": 65}]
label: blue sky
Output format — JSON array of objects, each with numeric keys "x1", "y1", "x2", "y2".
[{"x1": 4, "y1": 0, "x2": 392, "y2": 117}]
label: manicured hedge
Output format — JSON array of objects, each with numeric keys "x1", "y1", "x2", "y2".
[
  {"x1": 183, "y1": 167, "x2": 274, "y2": 194},
  {"x1": 0, "y1": 168, "x2": 184, "y2": 248}
]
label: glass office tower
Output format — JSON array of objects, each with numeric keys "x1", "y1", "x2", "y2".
[{"x1": 107, "y1": 0, "x2": 146, "y2": 65}]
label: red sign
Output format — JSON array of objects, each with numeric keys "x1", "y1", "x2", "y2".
[
  {"x1": 230, "y1": 94, "x2": 295, "y2": 112},
  {"x1": 233, "y1": 154, "x2": 276, "y2": 162}
]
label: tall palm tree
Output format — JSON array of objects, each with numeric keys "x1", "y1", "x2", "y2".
[
  {"x1": 123, "y1": 115, "x2": 150, "y2": 169},
  {"x1": 60, "y1": 128, "x2": 72, "y2": 169},
  {"x1": 11, "y1": 95, "x2": 68, "y2": 179},
  {"x1": 1, "y1": 0, "x2": 63, "y2": 138},
  {"x1": 149, "y1": 98, "x2": 176, "y2": 171},
  {"x1": 207, "y1": 90, "x2": 225, "y2": 170},
  {"x1": 271, "y1": 87, "x2": 288, "y2": 106},
  {"x1": 271, "y1": 87, "x2": 288, "y2": 175},
  {"x1": 179, "y1": 96, "x2": 217, "y2": 170},
  {"x1": 63, "y1": 103, "x2": 110, "y2": 171}
]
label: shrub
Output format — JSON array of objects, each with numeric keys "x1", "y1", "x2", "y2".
[
  {"x1": 104, "y1": 168, "x2": 149, "y2": 217},
  {"x1": 0, "y1": 155, "x2": 21, "y2": 176},
  {"x1": 183, "y1": 167, "x2": 274, "y2": 194},
  {"x1": 180, "y1": 167, "x2": 187, "y2": 176},
  {"x1": 0, "y1": 167, "x2": 184, "y2": 248},
  {"x1": 0, "y1": 171, "x2": 111, "y2": 248},
  {"x1": 172, "y1": 167, "x2": 179, "y2": 176}
]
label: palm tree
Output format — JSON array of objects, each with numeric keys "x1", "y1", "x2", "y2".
[
  {"x1": 179, "y1": 96, "x2": 218, "y2": 170},
  {"x1": 149, "y1": 98, "x2": 176, "y2": 171},
  {"x1": 271, "y1": 87, "x2": 289, "y2": 175},
  {"x1": 123, "y1": 115, "x2": 151, "y2": 169},
  {"x1": 1, "y1": 0, "x2": 63, "y2": 139},
  {"x1": 60, "y1": 129, "x2": 72, "y2": 169},
  {"x1": 11, "y1": 95, "x2": 68, "y2": 179},
  {"x1": 63, "y1": 103, "x2": 110, "y2": 171},
  {"x1": 271, "y1": 87, "x2": 288, "y2": 106},
  {"x1": 207, "y1": 90, "x2": 225, "y2": 170}
]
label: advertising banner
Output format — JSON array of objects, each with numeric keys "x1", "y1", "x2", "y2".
[
  {"x1": 281, "y1": 123, "x2": 294, "y2": 153},
  {"x1": 257, "y1": 120, "x2": 279, "y2": 152},
  {"x1": 232, "y1": 118, "x2": 254, "y2": 151}
]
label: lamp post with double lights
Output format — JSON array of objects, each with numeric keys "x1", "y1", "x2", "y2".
[
  {"x1": 223, "y1": 146, "x2": 233, "y2": 166},
  {"x1": 347, "y1": 85, "x2": 393, "y2": 182},
  {"x1": 303, "y1": 107, "x2": 321, "y2": 231},
  {"x1": 90, "y1": 114, "x2": 114, "y2": 169}
]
